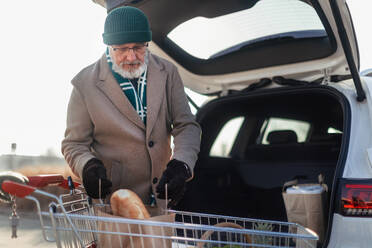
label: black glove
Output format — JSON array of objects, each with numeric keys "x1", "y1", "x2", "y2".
[
  {"x1": 82, "y1": 158, "x2": 112, "y2": 199},
  {"x1": 156, "y1": 159, "x2": 191, "y2": 208}
]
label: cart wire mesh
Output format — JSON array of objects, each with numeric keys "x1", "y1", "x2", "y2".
[
  {"x1": 42, "y1": 196, "x2": 318, "y2": 248},
  {"x1": 5, "y1": 179, "x2": 317, "y2": 248}
]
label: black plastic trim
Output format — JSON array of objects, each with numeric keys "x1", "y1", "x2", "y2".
[
  {"x1": 345, "y1": 3, "x2": 360, "y2": 70},
  {"x1": 321, "y1": 85, "x2": 351, "y2": 248},
  {"x1": 330, "y1": 0, "x2": 366, "y2": 102},
  {"x1": 186, "y1": 94, "x2": 200, "y2": 111}
]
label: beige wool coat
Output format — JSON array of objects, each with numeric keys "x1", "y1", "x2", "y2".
[{"x1": 62, "y1": 52, "x2": 201, "y2": 206}]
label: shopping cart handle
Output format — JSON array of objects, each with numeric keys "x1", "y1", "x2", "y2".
[
  {"x1": 2, "y1": 180, "x2": 36, "y2": 198},
  {"x1": 58, "y1": 178, "x2": 80, "y2": 190},
  {"x1": 28, "y1": 174, "x2": 64, "y2": 187}
]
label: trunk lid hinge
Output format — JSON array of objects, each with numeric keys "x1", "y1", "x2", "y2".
[
  {"x1": 220, "y1": 84, "x2": 229, "y2": 97},
  {"x1": 322, "y1": 68, "x2": 331, "y2": 85}
]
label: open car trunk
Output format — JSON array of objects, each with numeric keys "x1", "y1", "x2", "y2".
[{"x1": 176, "y1": 85, "x2": 348, "y2": 246}]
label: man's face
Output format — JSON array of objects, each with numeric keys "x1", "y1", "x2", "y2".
[{"x1": 110, "y1": 42, "x2": 148, "y2": 72}]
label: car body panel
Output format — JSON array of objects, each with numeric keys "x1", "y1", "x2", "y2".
[
  {"x1": 315, "y1": 77, "x2": 372, "y2": 246},
  {"x1": 332, "y1": 78, "x2": 372, "y2": 178},
  {"x1": 151, "y1": 40, "x2": 348, "y2": 95},
  {"x1": 328, "y1": 214, "x2": 372, "y2": 248}
]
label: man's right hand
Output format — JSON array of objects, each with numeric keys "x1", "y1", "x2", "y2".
[{"x1": 82, "y1": 158, "x2": 112, "y2": 199}]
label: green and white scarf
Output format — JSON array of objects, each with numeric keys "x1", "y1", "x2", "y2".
[{"x1": 106, "y1": 49, "x2": 147, "y2": 124}]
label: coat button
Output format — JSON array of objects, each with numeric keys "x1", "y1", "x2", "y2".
[
  {"x1": 152, "y1": 177, "x2": 158, "y2": 184},
  {"x1": 148, "y1": 141, "x2": 154, "y2": 147}
]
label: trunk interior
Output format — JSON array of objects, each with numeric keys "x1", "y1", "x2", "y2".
[{"x1": 176, "y1": 85, "x2": 347, "y2": 246}]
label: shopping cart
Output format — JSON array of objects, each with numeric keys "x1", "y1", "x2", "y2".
[{"x1": 1, "y1": 174, "x2": 318, "y2": 248}]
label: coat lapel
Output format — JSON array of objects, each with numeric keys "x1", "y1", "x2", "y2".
[
  {"x1": 96, "y1": 55, "x2": 146, "y2": 130},
  {"x1": 146, "y1": 54, "x2": 166, "y2": 138}
]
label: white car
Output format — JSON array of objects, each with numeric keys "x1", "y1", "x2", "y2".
[{"x1": 95, "y1": 0, "x2": 372, "y2": 247}]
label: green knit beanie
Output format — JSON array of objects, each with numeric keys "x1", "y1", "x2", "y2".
[{"x1": 103, "y1": 6, "x2": 152, "y2": 45}]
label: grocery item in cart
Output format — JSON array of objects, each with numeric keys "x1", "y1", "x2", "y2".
[
  {"x1": 95, "y1": 188, "x2": 173, "y2": 247},
  {"x1": 110, "y1": 189, "x2": 150, "y2": 219},
  {"x1": 197, "y1": 222, "x2": 252, "y2": 248},
  {"x1": 96, "y1": 205, "x2": 175, "y2": 248}
]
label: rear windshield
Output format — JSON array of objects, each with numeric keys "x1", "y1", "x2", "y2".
[{"x1": 168, "y1": 0, "x2": 326, "y2": 59}]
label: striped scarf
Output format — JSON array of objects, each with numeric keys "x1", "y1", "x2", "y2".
[{"x1": 106, "y1": 49, "x2": 147, "y2": 124}]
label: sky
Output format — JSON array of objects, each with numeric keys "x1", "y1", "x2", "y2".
[
  {"x1": 0, "y1": 1, "x2": 107, "y2": 156},
  {"x1": 0, "y1": 0, "x2": 370, "y2": 157}
]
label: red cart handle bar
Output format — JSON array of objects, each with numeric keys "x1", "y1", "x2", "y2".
[
  {"x1": 2, "y1": 177, "x2": 81, "y2": 198},
  {"x1": 28, "y1": 174, "x2": 64, "y2": 187},
  {"x1": 2, "y1": 180, "x2": 36, "y2": 198},
  {"x1": 27, "y1": 174, "x2": 80, "y2": 189}
]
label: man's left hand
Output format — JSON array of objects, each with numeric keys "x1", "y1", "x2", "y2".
[{"x1": 156, "y1": 159, "x2": 191, "y2": 208}]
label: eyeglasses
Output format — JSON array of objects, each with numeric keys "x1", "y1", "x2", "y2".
[{"x1": 111, "y1": 43, "x2": 148, "y2": 56}]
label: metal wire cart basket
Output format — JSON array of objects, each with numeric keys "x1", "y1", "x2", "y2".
[{"x1": 1, "y1": 175, "x2": 318, "y2": 248}]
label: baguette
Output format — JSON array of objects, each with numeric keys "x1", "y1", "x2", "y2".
[{"x1": 110, "y1": 189, "x2": 150, "y2": 219}]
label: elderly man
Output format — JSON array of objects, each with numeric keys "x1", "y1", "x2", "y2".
[{"x1": 62, "y1": 6, "x2": 201, "y2": 209}]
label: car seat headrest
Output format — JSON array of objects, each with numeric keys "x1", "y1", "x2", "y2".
[{"x1": 267, "y1": 130, "x2": 298, "y2": 144}]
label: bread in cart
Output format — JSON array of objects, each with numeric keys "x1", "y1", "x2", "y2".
[{"x1": 110, "y1": 189, "x2": 150, "y2": 219}]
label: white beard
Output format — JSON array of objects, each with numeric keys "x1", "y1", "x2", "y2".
[{"x1": 110, "y1": 50, "x2": 149, "y2": 79}]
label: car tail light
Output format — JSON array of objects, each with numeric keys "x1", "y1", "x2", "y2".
[{"x1": 340, "y1": 180, "x2": 372, "y2": 217}]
